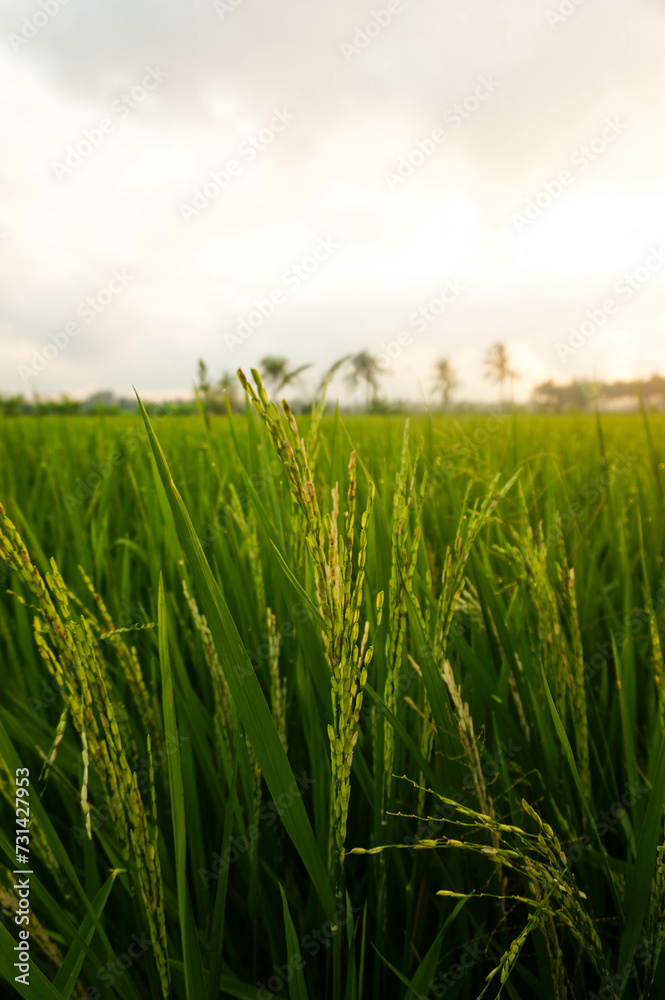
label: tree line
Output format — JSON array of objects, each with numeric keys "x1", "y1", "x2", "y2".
[
  {"x1": 2, "y1": 343, "x2": 664, "y2": 415},
  {"x1": 194, "y1": 342, "x2": 520, "y2": 414}
]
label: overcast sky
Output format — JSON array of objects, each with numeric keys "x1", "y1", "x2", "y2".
[{"x1": 2, "y1": 0, "x2": 665, "y2": 403}]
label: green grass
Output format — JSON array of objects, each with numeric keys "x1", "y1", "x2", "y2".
[{"x1": 0, "y1": 385, "x2": 664, "y2": 1000}]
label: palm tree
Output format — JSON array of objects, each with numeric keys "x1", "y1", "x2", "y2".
[
  {"x1": 432, "y1": 358, "x2": 460, "y2": 410},
  {"x1": 259, "y1": 356, "x2": 312, "y2": 393},
  {"x1": 484, "y1": 342, "x2": 519, "y2": 404},
  {"x1": 345, "y1": 352, "x2": 381, "y2": 410},
  {"x1": 259, "y1": 356, "x2": 289, "y2": 390}
]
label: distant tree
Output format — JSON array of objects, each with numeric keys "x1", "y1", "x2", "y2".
[
  {"x1": 345, "y1": 352, "x2": 382, "y2": 409},
  {"x1": 532, "y1": 380, "x2": 559, "y2": 412},
  {"x1": 195, "y1": 359, "x2": 232, "y2": 417},
  {"x1": 55, "y1": 395, "x2": 82, "y2": 415},
  {"x1": 259, "y1": 356, "x2": 289, "y2": 390},
  {"x1": 432, "y1": 358, "x2": 461, "y2": 410},
  {"x1": 532, "y1": 376, "x2": 665, "y2": 412},
  {"x1": 0, "y1": 394, "x2": 26, "y2": 417},
  {"x1": 196, "y1": 359, "x2": 211, "y2": 396},
  {"x1": 368, "y1": 396, "x2": 406, "y2": 414},
  {"x1": 484, "y1": 342, "x2": 519, "y2": 403},
  {"x1": 259, "y1": 356, "x2": 312, "y2": 394},
  {"x1": 641, "y1": 375, "x2": 665, "y2": 407},
  {"x1": 78, "y1": 392, "x2": 119, "y2": 416},
  {"x1": 532, "y1": 379, "x2": 593, "y2": 412}
]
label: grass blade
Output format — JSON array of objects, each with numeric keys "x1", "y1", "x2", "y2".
[
  {"x1": 136, "y1": 393, "x2": 336, "y2": 920},
  {"x1": 279, "y1": 884, "x2": 309, "y2": 1000},
  {"x1": 52, "y1": 871, "x2": 118, "y2": 997},
  {"x1": 158, "y1": 574, "x2": 206, "y2": 999},
  {"x1": 616, "y1": 734, "x2": 665, "y2": 992}
]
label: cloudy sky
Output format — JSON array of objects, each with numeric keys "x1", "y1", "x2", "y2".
[{"x1": 2, "y1": 0, "x2": 665, "y2": 403}]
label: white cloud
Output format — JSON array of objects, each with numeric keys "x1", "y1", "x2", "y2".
[{"x1": 2, "y1": 0, "x2": 665, "y2": 401}]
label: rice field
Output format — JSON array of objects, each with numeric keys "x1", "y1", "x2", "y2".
[{"x1": 0, "y1": 372, "x2": 664, "y2": 1000}]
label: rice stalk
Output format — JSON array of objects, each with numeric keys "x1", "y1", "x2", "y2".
[
  {"x1": 0, "y1": 502, "x2": 170, "y2": 998},
  {"x1": 237, "y1": 368, "x2": 382, "y2": 884},
  {"x1": 383, "y1": 423, "x2": 426, "y2": 803}
]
